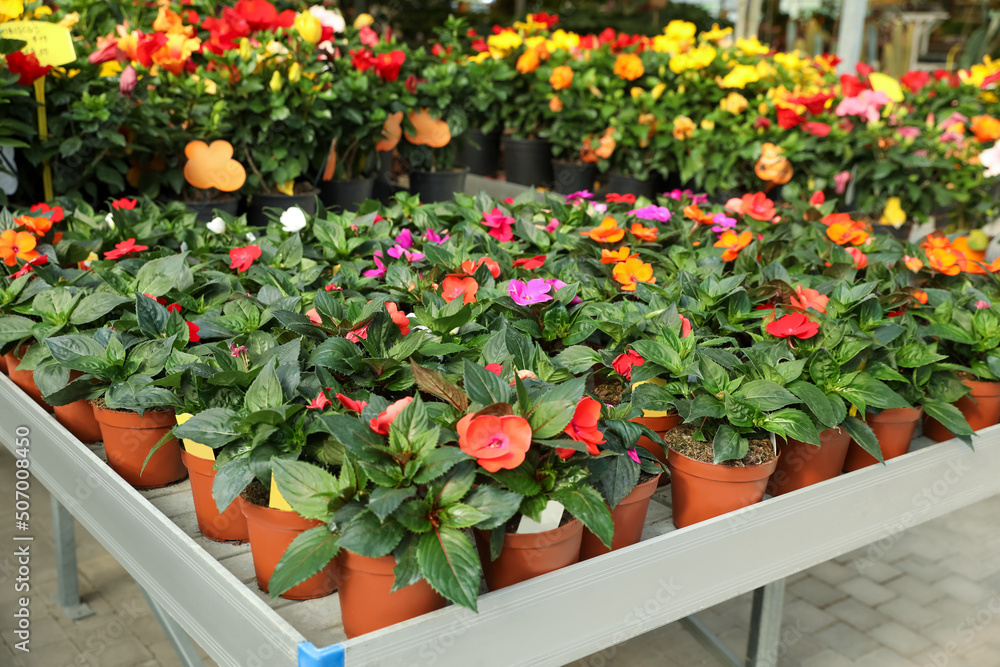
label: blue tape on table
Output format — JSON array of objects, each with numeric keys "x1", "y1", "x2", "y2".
[{"x1": 298, "y1": 641, "x2": 345, "y2": 667}]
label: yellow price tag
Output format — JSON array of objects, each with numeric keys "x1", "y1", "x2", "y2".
[
  {"x1": 0, "y1": 20, "x2": 75, "y2": 66},
  {"x1": 175, "y1": 413, "x2": 215, "y2": 460},
  {"x1": 269, "y1": 474, "x2": 293, "y2": 511}
]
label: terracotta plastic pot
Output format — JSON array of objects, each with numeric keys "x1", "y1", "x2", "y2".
[
  {"x1": 92, "y1": 406, "x2": 187, "y2": 489},
  {"x1": 845, "y1": 407, "x2": 924, "y2": 471},
  {"x1": 54, "y1": 399, "x2": 103, "y2": 443},
  {"x1": 923, "y1": 380, "x2": 1000, "y2": 442},
  {"x1": 475, "y1": 519, "x2": 583, "y2": 590},
  {"x1": 5, "y1": 347, "x2": 50, "y2": 411},
  {"x1": 580, "y1": 474, "x2": 661, "y2": 560},
  {"x1": 767, "y1": 426, "x2": 851, "y2": 495},
  {"x1": 337, "y1": 550, "x2": 446, "y2": 638},
  {"x1": 239, "y1": 497, "x2": 338, "y2": 600},
  {"x1": 0, "y1": 353, "x2": 7, "y2": 375},
  {"x1": 180, "y1": 451, "x2": 248, "y2": 542},
  {"x1": 629, "y1": 414, "x2": 681, "y2": 467},
  {"x1": 667, "y1": 447, "x2": 779, "y2": 529}
]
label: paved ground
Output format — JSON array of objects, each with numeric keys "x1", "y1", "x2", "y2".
[{"x1": 2, "y1": 446, "x2": 1000, "y2": 667}]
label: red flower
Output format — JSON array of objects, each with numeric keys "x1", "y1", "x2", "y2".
[
  {"x1": 234, "y1": 0, "x2": 295, "y2": 31},
  {"x1": 612, "y1": 349, "x2": 644, "y2": 381},
  {"x1": 513, "y1": 255, "x2": 546, "y2": 270},
  {"x1": 369, "y1": 396, "x2": 413, "y2": 435},
  {"x1": 307, "y1": 390, "x2": 332, "y2": 410},
  {"x1": 441, "y1": 275, "x2": 478, "y2": 304},
  {"x1": 786, "y1": 92, "x2": 833, "y2": 115},
  {"x1": 404, "y1": 74, "x2": 425, "y2": 94},
  {"x1": 373, "y1": 50, "x2": 405, "y2": 82},
  {"x1": 10, "y1": 255, "x2": 47, "y2": 279},
  {"x1": 900, "y1": 70, "x2": 930, "y2": 92},
  {"x1": 855, "y1": 62, "x2": 874, "y2": 78},
  {"x1": 810, "y1": 191, "x2": 825, "y2": 206},
  {"x1": 111, "y1": 198, "x2": 138, "y2": 211},
  {"x1": 754, "y1": 117, "x2": 772, "y2": 130},
  {"x1": 359, "y1": 25, "x2": 379, "y2": 47},
  {"x1": 847, "y1": 246, "x2": 868, "y2": 269},
  {"x1": 557, "y1": 397, "x2": 606, "y2": 459},
  {"x1": 186, "y1": 321, "x2": 201, "y2": 343},
  {"x1": 229, "y1": 244, "x2": 262, "y2": 273},
  {"x1": 336, "y1": 393, "x2": 368, "y2": 413},
  {"x1": 7, "y1": 52, "x2": 52, "y2": 86},
  {"x1": 840, "y1": 73, "x2": 867, "y2": 97},
  {"x1": 457, "y1": 413, "x2": 533, "y2": 472},
  {"x1": 680, "y1": 315, "x2": 692, "y2": 338},
  {"x1": 461, "y1": 257, "x2": 501, "y2": 279},
  {"x1": 30, "y1": 203, "x2": 64, "y2": 223},
  {"x1": 803, "y1": 122, "x2": 831, "y2": 137},
  {"x1": 167, "y1": 302, "x2": 182, "y2": 314},
  {"x1": 766, "y1": 313, "x2": 820, "y2": 339},
  {"x1": 606, "y1": 193, "x2": 636, "y2": 204},
  {"x1": 484, "y1": 363, "x2": 503, "y2": 376},
  {"x1": 349, "y1": 48, "x2": 375, "y2": 72},
  {"x1": 144, "y1": 293, "x2": 167, "y2": 305},
  {"x1": 104, "y1": 238, "x2": 149, "y2": 259},
  {"x1": 346, "y1": 321, "x2": 370, "y2": 342},
  {"x1": 777, "y1": 107, "x2": 805, "y2": 129},
  {"x1": 385, "y1": 302, "x2": 410, "y2": 336}
]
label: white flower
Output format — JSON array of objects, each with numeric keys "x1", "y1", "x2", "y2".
[
  {"x1": 309, "y1": 5, "x2": 345, "y2": 33},
  {"x1": 982, "y1": 141, "x2": 1000, "y2": 179},
  {"x1": 246, "y1": 232, "x2": 257, "y2": 241},
  {"x1": 207, "y1": 217, "x2": 226, "y2": 234},
  {"x1": 180, "y1": 241, "x2": 189, "y2": 253},
  {"x1": 105, "y1": 212, "x2": 115, "y2": 229},
  {"x1": 280, "y1": 206, "x2": 308, "y2": 233}
]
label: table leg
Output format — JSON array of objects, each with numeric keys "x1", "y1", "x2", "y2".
[
  {"x1": 746, "y1": 578, "x2": 786, "y2": 667},
  {"x1": 51, "y1": 497, "x2": 94, "y2": 621},
  {"x1": 140, "y1": 586, "x2": 206, "y2": 667}
]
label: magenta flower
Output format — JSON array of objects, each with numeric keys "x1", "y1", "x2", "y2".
[
  {"x1": 395, "y1": 229, "x2": 414, "y2": 248},
  {"x1": 545, "y1": 218, "x2": 560, "y2": 233},
  {"x1": 565, "y1": 190, "x2": 593, "y2": 204},
  {"x1": 976, "y1": 300, "x2": 992, "y2": 310},
  {"x1": 424, "y1": 228, "x2": 449, "y2": 244},
  {"x1": 834, "y1": 171, "x2": 851, "y2": 195},
  {"x1": 663, "y1": 189, "x2": 691, "y2": 201},
  {"x1": 835, "y1": 90, "x2": 889, "y2": 123},
  {"x1": 545, "y1": 278, "x2": 582, "y2": 305},
  {"x1": 509, "y1": 279, "x2": 553, "y2": 306},
  {"x1": 940, "y1": 131, "x2": 964, "y2": 147},
  {"x1": 627, "y1": 449, "x2": 640, "y2": 464},
  {"x1": 482, "y1": 208, "x2": 514, "y2": 242},
  {"x1": 711, "y1": 213, "x2": 737, "y2": 234},
  {"x1": 387, "y1": 244, "x2": 425, "y2": 263},
  {"x1": 631, "y1": 205, "x2": 671, "y2": 222},
  {"x1": 362, "y1": 250, "x2": 387, "y2": 278},
  {"x1": 690, "y1": 193, "x2": 708, "y2": 205}
]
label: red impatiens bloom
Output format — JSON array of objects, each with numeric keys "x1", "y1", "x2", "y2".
[
  {"x1": 840, "y1": 73, "x2": 867, "y2": 97},
  {"x1": 385, "y1": 302, "x2": 410, "y2": 336},
  {"x1": 777, "y1": 107, "x2": 805, "y2": 129},
  {"x1": 186, "y1": 321, "x2": 201, "y2": 343},
  {"x1": 557, "y1": 396, "x2": 606, "y2": 459},
  {"x1": 461, "y1": 257, "x2": 501, "y2": 278},
  {"x1": 605, "y1": 193, "x2": 636, "y2": 205},
  {"x1": 369, "y1": 396, "x2": 413, "y2": 434},
  {"x1": 104, "y1": 238, "x2": 149, "y2": 259},
  {"x1": 336, "y1": 393, "x2": 368, "y2": 413},
  {"x1": 900, "y1": 70, "x2": 930, "y2": 92},
  {"x1": 350, "y1": 48, "x2": 376, "y2": 72},
  {"x1": 441, "y1": 275, "x2": 479, "y2": 304},
  {"x1": 810, "y1": 191, "x2": 825, "y2": 206},
  {"x1": 167, "y1": 302, "x2": 182, "y2": 314},
  {"x1": 307, "y1": 390, "x2": 332, "y2": 410},
  {"x1": 144, "y1": 293, "x2": 167, "y2": 305},
  {"x1": 513, "y1": 255, "x2": 546, "y2": 270},
  {"x1": 766, "y1": 313, "x2": 820, "y2": 339},
  {"x1": 10, "y1": 255, "x2": 48, "y2": 280},
  {"x1": 111, "y1": 198, "x2": 138, "y2": 211},
  {"x1": 612, "y1": 349, "x2": 644, "y2": 381},
  {"x1": 229, "y1": 244, "x2": 262, "y2": 273},
  {"x1": 484, "y1": 363, "x2": 503, "y2": 376},
  {"x1": 233, "y1": 0, "x2": 295, "y2": 31},
  {"x1": 346, "y1": 320, "x2": 371, "y2": 342},
  {"x1": 786, "y1": 91, "x2": 833, "y2": 115},
  {"x1": 7, "y1": 52, "x2": 52, "y2": 86},
  {"x1": 481, "y1": 208, "x2": 514, "y2": 242},
  {"x1": 803, "y1": 122, "x2": 831, "y2": 137},
  {"x1": 373, "y1": 50, "x2": 405, "y2": 82},
  {"x1": 30, "y1": 203, "x2": 64, "y2": 223},
  {"x1": 457, "y1": 412, "x2": 533, "y2": 472}
]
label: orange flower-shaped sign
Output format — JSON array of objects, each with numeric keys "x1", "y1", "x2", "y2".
[
  {"x1": 754, "y1": 142, "x2": 793, "y2": 185},
  {"x1": 406, "y1": 109, "x2": 452, "y2": 148},
  {"x1": 376, "y1": 111, "x2": 404, "y2": 152},
  {"x1": 183, "y1": 140, "x2": 246, "y2": 192}
]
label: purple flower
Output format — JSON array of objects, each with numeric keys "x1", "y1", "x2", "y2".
[
  {"x1": 387, "y1": 244, "x2": 425, "y2": 263},
  {"x1": 362, "y1": 250, "x2": 387, "y2": 278},
  {"x1": 627, "y1": 449, "x2": 640, "y2": 464},
  {"x1": 395, "y1": 229, "x2": 414, "y2": 248},
  {"x1": 690, "y1": 193, "x2": 709, "y2": 205},
  {"x1": 711, "y1": 213, "x2": 737, "y2": 234},
  {"x1": 565, "y1": 190, "x2": 593, "y2": 204},
  {"x1": 508, "y1": 279, "x2": 553, "y2": 306},
  {"x1": 631, "y1": 205, "x2": 671, "y2": 222},
  {"x1": 424, "y1": 229, "x2": 449, "y2": 244}
]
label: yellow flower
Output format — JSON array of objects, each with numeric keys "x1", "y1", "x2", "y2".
[
  {"x1": 288, "y1": 62, "x2": 302, "y2": 83},
  {"x1": 880, "y1": 198, "x2": 906, "y2": 227},
  {"x1": 525, "y1": 35, "x2": 546, "y2": 49},
  {"x1": 547, "y1": 29, "x2": 579, "y2": 51},
  {"x1": 630, "y1": 86, "x2": 644, "y2": 98},
  {"x1": 721, "y1": 64, "x2": 761, "y2": 89},
  {"x1": 294, "y1": 12, "x2": 322, "y2": 44},
  {"x1": 277, "y1": 181, "x2": 295, "y2": 196},
  {"x1": 669, "y1": 43, "x2": 715, "y2": 74},
  {"x1": 773, "y1": 51, "x2": 808, "y2": 71},
  {"x1": 467, "y1": 52, "x2": 490, "y2": 64},
  {"x1": 487, "y1": 31, "x2": 522, "y2": 57},
  {"x1": 720, "y1": 91, "x2": 748, "y2": 114},
  {"x1": 673, "y1": 116, "x2": 696, "y2": 140},
  {"x1": 57, "y1": 11, "x2": 79, "y2": 29},
  {"x1": 353, "y1": 13, "x2": 374, "y2": 28},
  {"x1": 651, "y1": 82, "x2": 666, "y2": 99},
  {"x1": 736, "y1": 37, "x2": 770, "y2": 56},
  {"x1": 701, "y1": 23, "x2": 732, "y2": 42},
  {"x1": 269, "y1": 70, "x2": 283, "y2": 92},
  {"x1": 963, "y1": 56, "x2": 1000, "y2": 88},
  {"x1": 32, "y1": 4, "x2": 50, "y2": 17},
  {"x1": 191, "y1": 74, "x2": 217, "y2": 94},
  {"x1": 701, "y1": 119, "x2": 715, "y2": 131},
  {"x1": 99, "y1": 60, "x2": 122, "y2": 77},
  {"x1": 0, "y1": 0, "x2": 23, "y2": 22},
  {"x1": 239, "y1": 37, "x2": 253, "y2": 60},
  {"x1": 664, "y1": 20, "x2": 697, "y2": 44}
]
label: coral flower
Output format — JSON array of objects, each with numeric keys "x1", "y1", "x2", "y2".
[
  {"x1": 386, "y1": 302, "x2": 410, "y2": 336},
  {"x1": 826, "y1": 220, "x2": 869, "y2": 246},
  {"x1": 680, "y1": 315, "x2": 692, "y2": 337},
  {"x1": 714, "y1": 229, "x2": 752, "y2": 261},
  {"x1": 369, "y1": 396, "x2": 414, "y2": 435},
  {"x1": 612, "y1": 349, "x2": 644, "y2": 380},
  {"x1": 789, "y1": 286, "x2": 829, "y2": 313},
  {"x1": 29, "y1": 203, "x2": 64, "y2": 223},
  {"x1": 613, "y1": 53, "x2": 644, "y2": 81},
  {"x1": 903, "y1": 255, "x2": 923, "y2": 272},
  {"x1": 912, "y1": 290, "x2": 928, "y2": 305},
  {"x1": 484, "y1": 363, "x2": 503, "y2": 376},
  {"x1": 766, "y1": 313, "x2": 820, "y2": 339},
  {"x1": 971, "y1": 115, "x2": 1000, "y2": 144},
  {"x1": 482, "y1": 208, "x2": 515, "y2": 242},
  {"x1": 629, "y1": 222, "x2": 658, "y2": 242},
  {"x1": 457, "y1": 413, "x2": 533, "y2": 472},
  {"x1": 104, "y1": 238, "x2": 149, "y2": 259},
  {"x1": 0, "y1": 231, "x2": 39, "y2": 266},
  {"x1": 846, "y1": 247, "x2": 868, "y2": 269},
  {"x1": 336, "y1": 393, "x2": 368, "y2": 413},
  {"x1": 461, "y1": 257, "x2": 501, "y2": 278},
  {"x1": 605, "y1": 193, "x2": 636, "y2": 204},
  {"x1": 307, "y1": 390, "x2": 332, "y2": 410},
  {"x1": 683, "y1": 204, "x2": 715, "y2": 225},
  {"x1": 557, "y1": 397, "x2": 606, "y2": 459},
  {"x1": 305, "y1": 308, "x2": 323, "y2": 325},
  {"x1": 600, "y1": 247, "x2": 638, "y2": 264},
  {"x1": 582, "y1": 217, "x2": 626, "y2": 243},
  {"x1": 229, "y1": 244, "x2": 262, "y2": 273},
  {"x1": 612, "y1": 258, "x2": 656, "y2": 291},
  {"x1": 513, "y1": 255, "x2": 546, "y2": 270},
  {"x1": 728, "y1": 192, "x2": 777, "y2": 221},
  {"x1": 441, "y1": 275, "x2": 479, "y2": 304},
  {"x1": 550, "y1": 65, "x2": 573, "y2": 90},
  {"x1": 549, "y1": 96, "x2": 563, "y2": 113},
  {"x1": 17, "y1": 216, "x2": 52, "y2": 236},
  {"x1": 926, "y1": 247, "x2": 963, "y2": 276}
]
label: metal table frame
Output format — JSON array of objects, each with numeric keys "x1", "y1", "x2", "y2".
[{"x1": 4, "y1": 372, "x2": 998, "y2": 667}]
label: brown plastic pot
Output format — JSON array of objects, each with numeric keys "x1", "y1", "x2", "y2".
[
  {"x1": 580, "y1": 474, "x2": 661, "y2": 560},
  {"x1": 92, "y1": 405, "x2": 187, "y2": 489},
  {"x1": 180, "y1": 450, "x2": 248, "y2": 542},
  {"x1": 766, "y1": 426, "x2": 851, "y2": 496},
  {"x1": 239, "y1": 497, "x2": 338, "y2": 600},
  {"x1": 337, "y1": 550, "x2": 446, "y2": 638},
  {"x1": 5, "y1": 347, "x2": 50, "y2": 411},
  {"x1": 475, "y1": 519, "x2": 583, "y2": 590},
  {"x1": 845, "y1": 406, "x2": 924, "y2": 471},
  {"x1": 53, "y1": 399, "x2": 103, "y2": 443},
  {"x1": 667, "y1": 447, "x2": 779, "y2": 529},
  {"x1": 923, "y1": 379, "x2": 1000, "y2": 442}
]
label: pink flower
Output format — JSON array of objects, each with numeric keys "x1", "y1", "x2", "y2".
[
  {"x1": 711, "y1": 213, "x2": 737, "y2": 234},
  {"x1": 395, "y1": 229, "x2": 414, "y2": 248},
  {"x1": 834, "y1": 171, "x2": 851, "y2": 195},
  {"x1": 627, "y1": 449, "x2": 641, "y2": 464},
  {"x1": 305, "y1": 308, "x2": 322, "y2": 325},
  {"x1": 545, "y1": 218, "x2": 560, "y2": 233},
  {"x1": 424, "y1": 229, "x2": 449, "y2": 244},
  {"x1": 835, "y1": 90, "x2": 889, "y2": 123},
  {"x1": 362, "y1": 250, "x2": 387, "y2": 278},
  {"x1": 663, "y1": 189, "x2": 692, "y2": 201},
  {"x1": 897, "y1": 126, "x2": 920, "y2": 140},
  {"x1": 940, "y1": 131, "x2": 964, "y2": 148},
  {"x1": 631, "y1": 205, "x2": 671, "y2": 222},
  {"x1": 120, "y1": 64, "x2": 138, "y2": 96},
  {"x1": 976, "y1": 300, "x2": 992, "y2": 310},
  {"x1": 939, "y1": 112, "x2": 968, "y2": 128},
  {"x1": 544, "y1": 278, "x2": 582, "y2": 305},
  {"x1": 509, "y1": 279, "x2": 553, "y2": 306},
  {"x1": 386, "y1": 244, "x2": 425, "y2": 263},
  {"x1": 346, "y1": 321, "x2": 370, "y2": 342},
  {"x1": 565, "y1": 190, "x2": 593, "y2": 203},
  {"x1": 359, "y1": 25, "x2": 379, "y2": 46},
  {"x1": 592, "y1": 203, "x2": 607, "y2": 214},
  {"x1": 482, "y1": 208, "x2": 514, "y2": 242}
]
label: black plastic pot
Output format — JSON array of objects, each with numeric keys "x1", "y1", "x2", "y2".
[
  {"x1": 459, "y1": 129, "x2": 502, "y2": 177},
  {"x1": 319, "y1": 177, "x2": 375, "y2": 212},
  {"x1": 409, "y1": 169, "x2": 469, "y2": 203},
  {"x1": 551, "y1": 161, "x2": 597, "y2": 195},
  {"x1": 604, "y1": 173, "x2": 654, "y2": 199},
  {"x1": 503, "y1": 138, "x2": 552, "y2": 187},
  {"x1": 247, "y1": 190, "x2": 318, "y2": 227},
  {"x1": 182, "y1": 196, "x2": 240, "y2": 222}
]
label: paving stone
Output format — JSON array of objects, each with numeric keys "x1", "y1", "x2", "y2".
[
  {"x1": 869, "y1": 621, "x2": 933, "y2": 656},
  {"x1": 839, "y1": 577, "x2": 899, "y2": 607},
  {"x1": 807, "y1": 561, "x2": 856, "y2": 587},
  {"x1": 861, "y1": 560, "x2": 905, "y2": 584},
  {"x1": 941, "y1": 554, "x2": 1000, "y2": 583},
  {"x1": 934, "y1": 575, "x2": 991, "y2": 605},
  {"x1": 826, "y1": 597, "x2": 891, "y2": 631},
  {"x1": 896, "y1": 555, "x2": 948, "y2": 584},
  {"x1": 910, "y1": 646, "x2": 976, "y2": 667},
  {"x1": 886, "y1": 574, "x2": 946, "y2": 606},
  {"x1": 963, "y1": 643, "x2": 1000, "y2": 667},
  {"x1": 783, "y1": 598, "x2": 837, "y2": 633},
  {"x1": 878, "y1": 597, "x2": 944, "y2": 630},
  {"x1": 789, "y1": 576, "x2": 847, "y2": 608},
  {"x1": 799, "y1": 648, "x2": 855, "y2": 667},
  {"x1": 815, "y1": 622, "x2": 881, "y2": 659},
  {"x1": 853, "y1": 647, "x2": 920, "y2": 667}
]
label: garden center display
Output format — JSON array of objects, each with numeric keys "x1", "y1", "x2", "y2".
[{"x1": 3, "y1": 0, "x2": 1000, "y2": 644}]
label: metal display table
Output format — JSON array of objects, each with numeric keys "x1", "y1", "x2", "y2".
[{"x1": 4, "y1": 371, "x2": 1000, "y2": 667}]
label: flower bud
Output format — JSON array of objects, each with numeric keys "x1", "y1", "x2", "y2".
[
  {"x1": 354, "y1": 13, "x2": 374, "y2": 28},
  {"x1": 288, "y1": 62, "x2": 301, "y2": 83},
  {"x1": 239, "y1": 38, "x2": 252, "y2": 60},
  {"x1": 269, "y1": 70, "x2": 283, "y2": 92},
  {"x1": 294, "y1": 12, "x2": 322, "y2": 44}
]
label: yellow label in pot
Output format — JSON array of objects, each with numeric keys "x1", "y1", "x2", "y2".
[
  {"x1": 631, "y1": 377, "x2": 670, "y2": 418},
  {"x1": 175, "y1": 413, "x2": 215, "y2": 460},
  {"x1": 269, "y1": 474, "x2": 293, "y2": 512}
]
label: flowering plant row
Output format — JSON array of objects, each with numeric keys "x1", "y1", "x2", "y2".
[
  {"x1": 3, "y1": 2, "x2": 1000, "y2": 225},
  {"x1": 0, "y1": 178, "x2": 996, "y2": 615}
]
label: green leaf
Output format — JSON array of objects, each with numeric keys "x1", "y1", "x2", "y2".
[
  {"x1": 552, "y1": 486, "x2": 614, "y2": 549},
  {"x1": 212, "y1": 457, "x2": 255, "y2": 513},
  {"x1": 922, "y1": 399, "x2": 974, "y2": 441},
  {"x1": 896, "y1": 343, "x2": 948, "y2": 369},
  {"x1": 271, "y1": 459, "x2": 341, "y2": 521},
  {"x1": 172, "y1": 408, "x2": 240, "y2": 448},
  {"x1": 463, "y1": 359, "x2": 511, "y2": 406},
  {"x1": 529, "y1": 400, "x2": 576, "y2": 439},
  {"x1": 766, "y1": 408, "x2": 820, "y2": 446},
  {"x1": 245, "y1": 360, "x2": 283, "y2": 412},
  {"x1": 463, "y1": 486, "x2": 522, "y2": 530},
  {"x1": 414, "y1": 447, "x2": 471, "y2": 484},
  {"x1": 0, "y1": 315, "x2": 36, "y2": 345},
  {"x1": 553, "y1": 345, "x2": 602, "y2": 373},
  {"x1": 134, "y1": 252, "x2": 193, "y2": 297},
  {"x1": 809, "y1": 349, "x2": 839, "y2": 388},
  {"x1": 416, "y1": 527, "x2": 481, "y2": 611},
  {"x1": 839, "y1": 372, "x2": 910, "y2": 412},
  {"x1": 70, "y1": 293, "x2": 130, "y2": 325},
  {"x1": 713, "y1": 424, "x2": 747, "y2": 464},
  {"x1": 268, "y1": 526, "x2": 339, "y2": 598},
  {"x1": 844, "y1": 416, "x2": 882, "y2": 463},
  {"x1": 369, "y1": 486, "x2": 417, "y2": 521},
  {"x1": 786, "y1": 381, "x2": 840, "y2": 428},
  {"x1": 737, "y1": 379, "x2": 800, "y2": 411},
  {"x1": 337, "y1": 509, "x2": 406, "y2": 558},
  {"x1": 439, "y1": 503, "x2": 491, "y2": 529}
]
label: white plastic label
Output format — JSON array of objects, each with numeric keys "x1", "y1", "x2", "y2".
[{"x1": 516, "y1": 500, "x2": 565, "y2": 534}]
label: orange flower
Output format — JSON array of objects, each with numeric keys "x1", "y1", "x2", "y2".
[
  {"x1": 826, "y1": 220, "x2": 869, "y2": 246},
  {"x1": 516, "y1": 48, "x2": 540, "y2": 73},
  {"x1": 549, "y1": 96, "x2": 563, "y2": 113},
  {"x1": 461, "y1": 257, "x2": 500, "y2": 278},
  {"x1": 912, "y1": 290, "x2": 928, "y2": 305},
  {"x1": 629, "y1": 222, "x2": 658, "y2": 242},
  {"x1": 952, "y1": 236, "x2": 986, "y2": 263},
  {"x1": 556, "y1": 397, "x2": 606, "y2": 459},
  {"x1": 457, "y1": 413, "x2": 533, "y2": 472},
  {"x1": 847, "y1": 247, "x2": 868, "y2": 269},
  {"x1": 582, "y1": 217, "x2": 626, "y2": 243},
  {"x1": 0, "y1": 230, "x2": 39, "y2": 266},
  {"x1": 600, "y1": 247, "x2": 638, "y2": 264},
  {"x1": 595, "y1": 130, "x2": 616, "y2": 159},
  {"x1": 971, "y1": 115, "x2": 1000, "y2": 144},
  {"x1": 714, "y1": 229, "x2": 752, "y2": 262},
  {"x1": 16, "y1": 215, "x2": 52, "y2": 236},
  {"x1": 385, "y1": 302, "x2": 410, "y2": 336},
  {"x1": 441, "y1": 275, "x2": 479, "y2": 303},
  {"x1": 613, "y1": 53, "x2": 644, "y2": 81},
  {"x1": 612, "y1": 257, "x2": 656, "y2": 291},
  {"x1": 151, "y1": 33, "x2": 201, "y2": 75},
  {"x1": 580, "y1": 137, "x2": 597, "y2": 163},
  {"x1": 903, "y1": 255, "x2": 923, "y2": 272},
  {"x1": 926, "y1": 247, "x2": 963, "y2": 276},
  {"x1": 683, "y1": 204, "x2": 714, "y2": 225},
  {"x1": 920, "y1": 232, "x2": 952, "y2": 251},
  {"x1": 820, "y1": 212, "x2": 857, "y2": 227},
  {"x1": 550, "y1": 65, "x2": 573, "y2": 90},
  {"x1": 672, "y1": 116, "x2": 695, "y2": 141},
  {"x1": 789, "y1": 285, "x2": 829, "y2": 313}
]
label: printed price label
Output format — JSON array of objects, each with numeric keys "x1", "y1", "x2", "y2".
[{"x1": 0, "y1": 21, "x2": 75, "y2": 66}]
